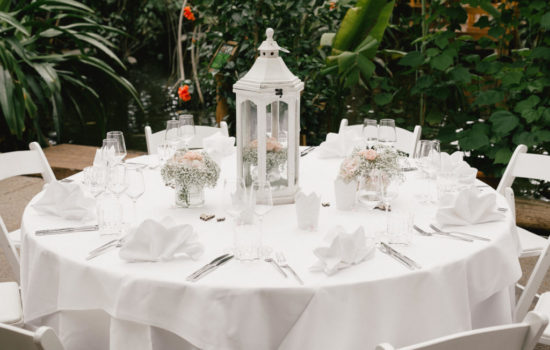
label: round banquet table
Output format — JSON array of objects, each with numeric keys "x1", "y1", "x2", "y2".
[{"x1": 20, "y1": 149, "x2": 521, "y2": 350}]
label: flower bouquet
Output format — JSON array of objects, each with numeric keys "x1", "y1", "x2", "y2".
[
  {"x1": 161, "y1": 150, "x2": 220, "y2": 207},
  {"x1": 242, "y1": 137, "x2": 287, "y2": 182},
  {"x1": 338, "y1": 145, "x2": 403, "y2": 183}
]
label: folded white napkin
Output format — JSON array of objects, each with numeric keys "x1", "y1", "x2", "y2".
[
  {"x1": 93, "y1": 147, "x2": 116, "y2": 166},
  {"x1": 202, "y1": 132, "x2": 235, "y2": 161},
  {"x1": 119, "y1": 218, "x2": 204, "y2": 262},
  {"x1": 32, "y1": 181, "x2": 96, "y2": 220},
  {"x1": 317, "y1": 130, "x2": 360, "y2": 158},
  {"x1": 435, "y1": 187, "x2": 505, "y2": 226},
  {"x1": 440, "y1": 152, "x2": 477, "y2": 182},
  {"x1": 310, "y1": 226, "x2": 375, "y2": 275},
  {"x1": 295, "y1": 192, "x2": 321, "y2": 230}
]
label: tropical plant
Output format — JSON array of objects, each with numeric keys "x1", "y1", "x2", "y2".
[{"x1": 0, "y1": 0, "x2": 141, "y2": 148}]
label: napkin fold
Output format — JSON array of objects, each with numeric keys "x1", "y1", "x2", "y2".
[
  {"x1": 317, "y1": 130, "x2": 360, "y2": 158},
  {"x1": 295, "y1": 192, "x2": 321, "y2": 230},
  {"x1": 440, "y1": 151, "x2": 477, "y2": 184},
  {"x1": 310, "y1": 226, "x2": 375, "y2": 275},
  {"x1": 32, "y1": 181, "x2": 96, "y2": 220},
  {"x1": 119, "y1": 218, "x2": 204, "y2": 262},
  {"x1": 93, "y1": 146, "x2": 115, "y2": 166},
  {"x1": 435, "y1": 187, "x2": 505, "y2": 226},
  {"x1": 202, "y1": 132, "x2": 235, "y2": 161}
]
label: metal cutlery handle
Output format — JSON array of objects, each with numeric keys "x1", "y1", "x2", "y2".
[
  {"x1": 378, "y1": 246, "x2": 414, "y2": 270},
  {"x1": 36, "y1": 225, "x2": 99, "y2": 236},
  {"x1": 429, "y1": 224, "x2": 490, "y2": 242},
  {"x1": 191, "y1": 255, "x2": 234, "y2": 282},
  {"x1": 266, "y1": 259, "x2": 287, "y2": 278},
  {"x1": 380, "y1": 242, "x2": 421, "y2": 270},
  {"x1": 284, "y1": 265, "x2": 303, "y2": 285},
  {"x1": 186, "y1": 254, "x2": 231, "y2": 281}
]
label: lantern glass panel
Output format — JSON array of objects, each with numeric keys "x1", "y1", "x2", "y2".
[
  {"x1": 241, "y1": 100, "x2": 257, "y2": 185},
  {"x1": 265, "y1": 101, "x2": 288, "y2": 190}
]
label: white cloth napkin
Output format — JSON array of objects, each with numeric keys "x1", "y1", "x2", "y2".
[
  {"x1": 202, "y1": 132, "x2": 235, "y2": 161},
  {"x1": 295, "y1": 192, "x2": 321, "y2": 230},
  {"x1": 32, "y1": 181, "x2": 96, "y2": 220},
  {"x1": 435, "y1": 187, "x2": 505, "y2": 226},
  {"x1": 310, "y1": 226, "x2": 375, "y2": 275},
  {"x1": 317, "y1": 130, "x2": 360, "y2": 158},
  {"x1": 119, "y1": 218, "x2": 204, "y2": 262},
  {"x1": 93, "y1": 147, "x2": 116, "y2": 166},
  {"x1": 440, "y1": 152, "x2": 477, "y2": 181}
]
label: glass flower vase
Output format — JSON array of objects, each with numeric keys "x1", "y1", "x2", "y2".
[{"x1": 175, "y1": 183, "x2": 205, "y2": 208}]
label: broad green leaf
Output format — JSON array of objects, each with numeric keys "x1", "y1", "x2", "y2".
[
  {"x1": 514, "y1": 96, "x2": 540, "y2": 113},
  {"x1": 489, "y1": 110, "x2": 519, "y2": 135},
  {"x1": 73, "y1": 33, "x2": 125, "y2": 69},
  {"x1": 501, "y1": 71, "x2": 522, "y2": 86},
  {"x1": 473, "y1": 90, "x2": 504, "y2": 106},
  {"x1": 534, "y1": 130, "x2": 550, "y2": 143},
  {"x1": 426, "y1": 48, "x2": 440, "y2": 57},
  {"x1": 450, "y1": 66, "x2": 471, "y2": 83},
  {"x1": 414, "y1": 74, "x2": 434, "y2": 90},
  {"x1": 320, "y1": 33, "x2": 335, "y2": 47},
  {"x1": 337, "y1": 51, "x2": 356, "y2": 74},
  {"x1": 532, "y1": 47, "x2": 550, "y2": 59},
  {"x1": 398, "y1": 51, "x2": 424, "y2": 67},
  {"x1": 494, "y1": 148, "x2": 512, "y2": 165},
  {"x1": 430, "y1": 53, "x2": 453, "y2": 71},
  {"x1": 0, "y1": 12, "x2": 30, "y2": 36},
  {"x1": 434, "y1": 36, "x2": 448, "y2": 50},
  {"x1": 0, "y1": 66, "x2": 17, "y2": 136},
  {"x1": 541, "y1": 12, "x2": 550, "y2": 30},
  {"x1": 521, "y1": 108, "x2": 543, "y2": 123},
  {"x1": 355, "y1": 36, "x2": 378, "y2": 55},
  {"x1": 344, "y1": 68, "x2": 359, "y2": 88},
  {"x1": 459, "y1": 128, "x2": 490, "y2": 150},
  {"x1": 357, "y1": 54, "x2": 375, "y2": 78},
  {"x1": 374, "y1": 92, "x2": 392, "y2": 106}
]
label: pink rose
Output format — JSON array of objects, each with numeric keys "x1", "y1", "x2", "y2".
[
  {"x1": 266, "y1": 137, "x2": 282, "y2": 152},
  {"x1": 183, "y1": 151, "x2": 203, "y2": 162},
  {"x1": 361, "y1": 149, "x2": 377, "y2": 161}
]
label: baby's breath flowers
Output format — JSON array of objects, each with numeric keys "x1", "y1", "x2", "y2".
[
  {"x1": 338, "y1": 145, "x2": 403, "y2": 183},
  {"x1": 242, "y1": 137, "x2": 287, "y2": 171}
]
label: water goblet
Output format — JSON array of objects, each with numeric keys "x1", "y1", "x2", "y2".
[
  {"x1": 179, "y1": 114, "x2": 195, "y2": 150},
  {"x1": 223, "y1": 178, "x2": 248, "y2": 218},
  {"x1": 101, "y1": 139, "x2": 118, "y2": 166},
  {"x1": 84, "y1": 166, "x2": 107, "y2": 198},
  {"x1": 165, "y1": 119, "x2": 181, "y2": 151},
  {"x1": 106, "y1": 131, "x2": 127, "y2": 163},
  {"x1": 378, "y1": 119, "x2": 397, "y2": 147},
  {"x1": 362, "y1": 118, "x2": 378, "y2": 148},
  {"x1": 125, "y1": 164, "x2": 145, "y2": 222},
  {"x1": 107, "y1": 164, "x2": 127, "y2": 199}
]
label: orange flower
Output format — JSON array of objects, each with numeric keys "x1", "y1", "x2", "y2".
[
  {"x1": 329, "y1": 2, "x2": 336, "y2": 10},
  {"x1": 183, "y1": 6, "x2": 196, "y2": 21},
  {"x1": 178, "y1": 85, "x2": 191, "y2": 102}
]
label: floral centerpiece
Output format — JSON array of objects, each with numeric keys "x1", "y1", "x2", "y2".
[
  {"x1": 161, "y1": 150, "x2": 220, "y2": 207},
  {"x1": 242, "y1": 137, "x2": 287, "y2": 181},
  {"x1": 338, "y1": 145, "x2": 403, "y2": 184}
]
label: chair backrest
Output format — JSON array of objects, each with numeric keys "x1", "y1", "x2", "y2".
[
  {"x1": 0, "y1": 142, "x2": 56, "y2": 183},
  {"x1": 496, "y1": 144, "x2": 550, "y2": 195},
  {"x1": 0, "y1": 323, "x2": 64, "y2": 350},
  {"x1": 145, "y1": 121, "x2": 229, "y2": 155},
  {"x1": 376, "y1": 311, "x2": 548, "y2": 350},
  {"x1": 338, "y1": 118, "x2": 421, "y2": 157},
  {"x1": 0, "y1": 217, "x2": 19, "y2": 283}
]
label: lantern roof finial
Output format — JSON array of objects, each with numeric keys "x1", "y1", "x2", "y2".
[{"x1": 258, "y1": 28, "x2": 289, "y2": 54}]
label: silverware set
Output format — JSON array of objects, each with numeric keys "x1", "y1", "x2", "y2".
[
  {"x1": 413, "y1": 225, "x2": 473, "y2": 242},
  {"x1": 86, "y1": 237, "x2": 126, "y2": 260},
  {"x1": 186, "y1": 254, "x2": 234, "y2": 282},
  {"x1": 429, "y1": 224, "x2": 490, "y2": 242},
  {"x1": 265, "y1": 257, "x2": 287, "y2": 278},
  {"x1": 36, "y1": 225, "x2": 99, "y2": 236},
  {"x1": 300, "y1": 146, "x2": 315, "y2": 157},
  {"x1": 378, "y1": 242, "x2": 421, "y2": 270},
  {"x1": 275, "y1": 252, "x2": 303, "y2": 285}
]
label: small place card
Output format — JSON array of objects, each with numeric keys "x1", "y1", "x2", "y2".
[
  {"x1": 321, "y1": 202, "x2": 330, "y2": 207},
  {"x1": 200, "y1": 214, "x2": 215, "y2": 221}
]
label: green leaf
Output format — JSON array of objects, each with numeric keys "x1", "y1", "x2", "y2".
[
  {"x1": 489, "y1": 110, "x2": 519, "y2": 135},
  {"x1": 473, "y1": 90, "x2": 504, "y2": 106},
  {"x1": 459, "y1": 125, "x2": 490, "y2": 150},
  {"x1": 531, "y1": 47, "x2": 550, "y2": 59},
  {"x1": 434, "y1": 35, "x2": 449, "y2": 50},
  {"x1": 426, "y1": 48, "x2": 440, "y2": 57},
  {"x1": 494, "y1": 148, "x2": 512, "y2": 165},
  {"x1": 344, "y1": 68, "x2": 359, "y2": 88},
  {"x1": 541, "y1": 12, "x2": 550, "y2": 30},
  {"x1": 374, "y1": 92, "x2": 393, "y2": 106},
  {"x1": 320, "y1": 33, "x2": 335, "y2": 47},
  {"x1": 73, "y1": 33, "x2": 125, "y2": 69},
  {"x1": 337, "y1": 51, "x2": 356, "y2": 74},
  {"x1": 398, "y1": 51, "x2": 424, "y2": 67},
  {"x1": 0, "y1": 12, "x2": 30, "y2": 36},
  {"x1": 521, "y1": 108, "x2": 543, "y2": 123},
  {"x1": 450, "y1": 66, "x2": 471, "y2": 83},
  {"x1": 514, "y1": 96, "x2": 540, "y2": 113},
  {"x1": 534, "y1": 130, "x2": 550, "y2": 143},
  {"x1": 501, "y1": 71, "x2": 522, "y2": 86},
  {"x1": 357, "y1": 54, "x2": 375, "y2": 79},
  {"x1": 430, "y1": 53, "x2": 453, "y2": 71}
]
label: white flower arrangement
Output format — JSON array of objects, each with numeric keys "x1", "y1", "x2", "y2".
[
  {"x1": 338, "y1": 145, "x2": 403, "y2": 184},
  {"x1": 161, "y1": 150, "x2": 220, "y2": 205},
  {"x1": 242, "y1": 137, "x2": 287, "y2": 171}
]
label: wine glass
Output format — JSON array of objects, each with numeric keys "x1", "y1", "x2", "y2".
[
  {"x1": 223, "y1": 178, "x2": 248, "y2": 218},
  {"x1": 165, "y1": 119, "x2": 181, "y2": 151},
  {"x1": 362, "y1": 118, "x2": 378, "y2": 148},
  {"x1": 84, "y1": 166, "x2": 107, "y2": 197},
  {"x1": 378, "y1": 173, "x2": 403, "y2": 240},
  {"x1": 179, "y1": 114, "x2": 195, "y2": 150},
  {"x1": 125, "y1": 165, "x2": 145, "y2": 222},
  {"x1": 249, "y1": 181, "x2": 273, "y2": 256},
  {"x1": 107, "y1": 164, "x2": 127, "y2": 199},
  {"x1": 101, "y1": 139, "x2": 118, "y2": 166},
  {"x1": 414, "y1": 140, "x2": 441, "y2": 179},
  {"x1": 157, "y1": 143, "x2": 173, "y2": 165},
  {"x1": 106, "y1": 131, "x2": 127, "y2": 163},
  {"x1": 378, "y1": 119, "x2": 396, "y2": 146}
]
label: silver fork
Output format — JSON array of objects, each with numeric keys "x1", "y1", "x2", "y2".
[
  {"x1": 86, "y1": 238, "x2": 126, "y2": 260},
  {"x1": 275, "y1": 252, "x2": 303, "y2": 285}
]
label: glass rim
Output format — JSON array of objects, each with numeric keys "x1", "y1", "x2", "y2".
[{"x1": 106, "y1": 130, "x2": 123, "y2": 136}]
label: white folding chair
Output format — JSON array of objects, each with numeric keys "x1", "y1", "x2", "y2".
[
  {"x1": 0, "y1": 217, "x2": 20, "y2": 283},
  {"x1": 0, "y1": 142, "x2": 56, "y2": 283},
  {"x1": 376, "y1": 311, "x2": 547, "y2": 350},
  {"x1": 145, "y1": 121, "x2": 229, "y2": 155},
  {"x1": 0, "y1": 323, "x2": 64, "y2": 350},
  {"x1": 496, "y1": 145, "x2": 550, "y2": 258},
  {"x1": 0, "y1": 281, "x2": 23, "y2": 325},
  {"x1": 338, "y1": 118, "x2": 421, "y2": 157}
]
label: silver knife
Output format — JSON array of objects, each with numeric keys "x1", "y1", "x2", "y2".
[
  {"x1": 190, "y1": 255, "x2": 234, "y2": 282},
  {"x1": 300, "y1": 146, "x2": 315, "y2": 157},
  {"x1": 380, "y1": 242, "x2": 421, "y2": 270},
  {"x1": 36, "y1": 225, "x2": 99, "y2": 236},
  {"x1": 413, "y1": 225, "x2": 473, "y2": 242},
  {"x1": 429, "y1": 224, "x2": 490, "y2": 242},
  {"x1": 378, "y1": 244, "x2": 414, "y2": 270},
  {"x1": 186, "y1": 253, "x2": 231, "y2": 281},
  {"x1": 86, "y1": 238, "x2": 125, "y2": 260}
]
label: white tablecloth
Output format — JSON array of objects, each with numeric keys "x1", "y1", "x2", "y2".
[{"x1": 20, "y1": 150, "x2": 521, "y2": 350}]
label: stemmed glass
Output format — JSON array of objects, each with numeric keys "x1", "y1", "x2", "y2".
[
  {"x1": 84, "y1": 166, "x2": 107, "y2": 197},
  {"x1": 362, "y1": 118, "x2": 378, "y2": 148},
  {"x1": 101, "y1": 139, "x2": 118, "y2": 166},
  {"x1": 107, "y1": 164, "x2": 127, "y2": 199},
  {"x1": 223, "y1": 178, "x2": 248, "y2": 218},
  {"x1": 165, "y1": 119, "x2": 181, "y2": 151},
  {"x1": 378, "y1": 119, "x2": 396, "y2": 146},
  {"x1": 377, "y1": 173, "x2": 403, "y2": 239},
  {"x1": 106, "y1": 131, "x2": 127, "y2": 163},
  {"x1": 125, "y1": 165, "x2": 145, "y2": 222},
  {"x1": 179, "y1": 114, "x2": 195, "y2": 150},
  {"x1": 250, "y1": 181, "x2": 273, "y2": 256},
  {"x1": 414, "y1": 140, "x2": 441, "y2": 179}
]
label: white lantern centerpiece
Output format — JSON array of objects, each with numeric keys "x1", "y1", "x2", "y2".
[{"x1": 233, "y1": 28, "x2": 304, "y2": 204}]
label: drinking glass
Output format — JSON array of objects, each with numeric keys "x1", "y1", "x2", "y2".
[
  {"x1": 357, "y1": 173, "x2": 380, "y2": 210},
  {"x1": 165, "y1": 119, "x2": 181, "y2": 150},
  {"x1": 223, "y1": 178, "x2": 248, "y2": 218},
  {"x1": 378, "y1": 173, "x2": 403, "y2": 239},
  {"x1": 414, "y1": 140, "x2": 441, "y2": 179},
  {"x1": 107, "y1": 164, "x2": 127, "y2": 198},
  {"x1": 157, "y1": 143, "x2": 173, "y2": 164},
  {"x1": 179, "y1": 114, "x2": 195, "y2": 150},
  {"x1": 362, "y1": 118, "x2": 378, "y2": 148},
  {"x1": 378, "y1": 119, "x2": 397, "y2": 146},
  {"x1": 106, "y1": 131, "x2": 127, "y2": 163},
  {"x1": 83, "y1": 166, "x2": 107, "y2": 197},
  {"x1": 125, "y1": 165, "x2": 145, "y2": 222},
  {"x1": 101, "y1": 139, "x2": 118, "y2": 166},
  {"x1": 238, "y1": 181, "x2": 273, "y2": 260}
]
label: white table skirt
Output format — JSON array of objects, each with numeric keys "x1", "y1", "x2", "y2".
[{"x1": 20, "y1": 150, "x2": 522, "y2": 350}]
